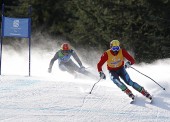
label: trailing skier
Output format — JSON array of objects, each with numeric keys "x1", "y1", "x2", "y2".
[
  {"x1": 97, "y1": 40, "x2": 152, "y2": 101},
  {"x1": 48, "y1": 43, "x2": 86, "y2": 76}
]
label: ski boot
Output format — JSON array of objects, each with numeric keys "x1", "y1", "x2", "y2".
[
  {"x1": 124, "y1": 88, "x2": 135, "y2": 100},
  {"x1": 140, "y1": 88, "x2": 152, "y2": 100},
  {"x1": 129, "y1": 93, "x2": 135, "y2": 100}
]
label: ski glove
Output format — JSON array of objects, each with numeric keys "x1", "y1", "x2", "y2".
[
  {"x1": 99, "y1": 71, "x2": 106, "y2": 79},
  {"x1": 48, "y1": 68, "x2": 52, "y2": 73},
  {"x1": 125, "y1": 61, "x2": 131, "y2": 68}
]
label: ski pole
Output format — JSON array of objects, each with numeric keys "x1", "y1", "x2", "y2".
[
  {"x1": 130, "y1": 66, "x2": 166, "y2": 90},
  {"x1": 89, "y1": 78, "x2": 102, "y2": 94}
]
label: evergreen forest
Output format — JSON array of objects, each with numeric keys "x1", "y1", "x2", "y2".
[{"x1": 1, "y1": 0, "x2": 170, "y2": 63}]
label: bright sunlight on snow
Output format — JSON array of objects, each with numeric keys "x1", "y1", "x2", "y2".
[{"x1": 0, "y1": 38, "x2": 170, "y2": 122}]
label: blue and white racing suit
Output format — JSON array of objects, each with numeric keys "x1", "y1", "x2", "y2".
[{"x1": 49, "y1": 49, "x2": 83, "y2": 73}]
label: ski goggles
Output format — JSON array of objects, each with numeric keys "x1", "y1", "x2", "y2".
[{"x1": 111, "y1": 46, "x2": 120, "y2": 52}]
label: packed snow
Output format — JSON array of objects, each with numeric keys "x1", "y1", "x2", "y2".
[{"x1": 0, "y1": 44, "x2": 170, "y2": 122}]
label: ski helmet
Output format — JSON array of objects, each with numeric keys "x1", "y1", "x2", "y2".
[
  {"x1": 110, "y1": 40, "x2": 120, "y2": 52},
  {"x1": 61, "y1": 43, "x2": 71, "y2": 51}
]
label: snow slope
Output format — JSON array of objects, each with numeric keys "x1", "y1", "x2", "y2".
[
  {"x1": 0, "y1": 59, "x2": 170, "y2": 122},
  {"x1": 0, "y1": 40, "x2": 170, "y2": 122}
]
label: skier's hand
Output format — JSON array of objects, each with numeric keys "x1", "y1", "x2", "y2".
[
  {"x1": 125, "y1": 61, "x2": 131, "y2": 68},
  {"x1": 99, "y1": 71, "x2": 106, "y2": 79},
  {"x1": 48, "y1": 68, "x2": 52, "y2": 73}
]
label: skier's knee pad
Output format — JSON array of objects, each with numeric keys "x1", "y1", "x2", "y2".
[
  {"x1": 124, "y1": 73, "x2": 134, "y2": 86},
  {"x1": 128, "y1": 80, "x2": 134, "y2": 86},
  {"x1": 133, "y1": 82, "x2": 142, "y2": 92},
  {"x1": 112, "y1": 79, "x2": 127, "y2": 91},
  {"x1": 126, "y1": 79, "x2": 142, "y2": 92}
]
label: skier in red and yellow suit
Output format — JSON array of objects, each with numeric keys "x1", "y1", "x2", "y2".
[{"x1": 97, "y1": 40, "x2": 152, "y2": 100}]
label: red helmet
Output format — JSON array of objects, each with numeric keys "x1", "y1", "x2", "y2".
[{"x1": 61, "y1": 43, "x2": 71, "y2": 50}]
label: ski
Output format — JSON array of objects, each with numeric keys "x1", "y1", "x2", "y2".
[
  {"x1": 148, "y1": 95, "x2": 153, "y2": 104},
  {"x1": 130, "y1": 95, "x2": 153, "y2": 104},
  {"x1": 149, "y1": 99, "x2": 153, "y2": 104},
  {"x1": 144, "y1": 94, "x2": 153, "y2": 104},
  {"x1": 130, "y1": 99, "x2": 135, "y2": 104},
  {"x1": 145, "y1": 98, "x2": 153, "y2": 104},
  {"x1": 130, "y1": 95, "x2": 136, "y2": 104}
]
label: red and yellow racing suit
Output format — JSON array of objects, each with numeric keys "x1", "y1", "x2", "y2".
[{"x1": 97, "y1": 48, "x2": 135, "y2": 72}]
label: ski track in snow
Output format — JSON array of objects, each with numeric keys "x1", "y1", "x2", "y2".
[{"x1": 0, "y1": 69, "x2": 170, "y2": 122}]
